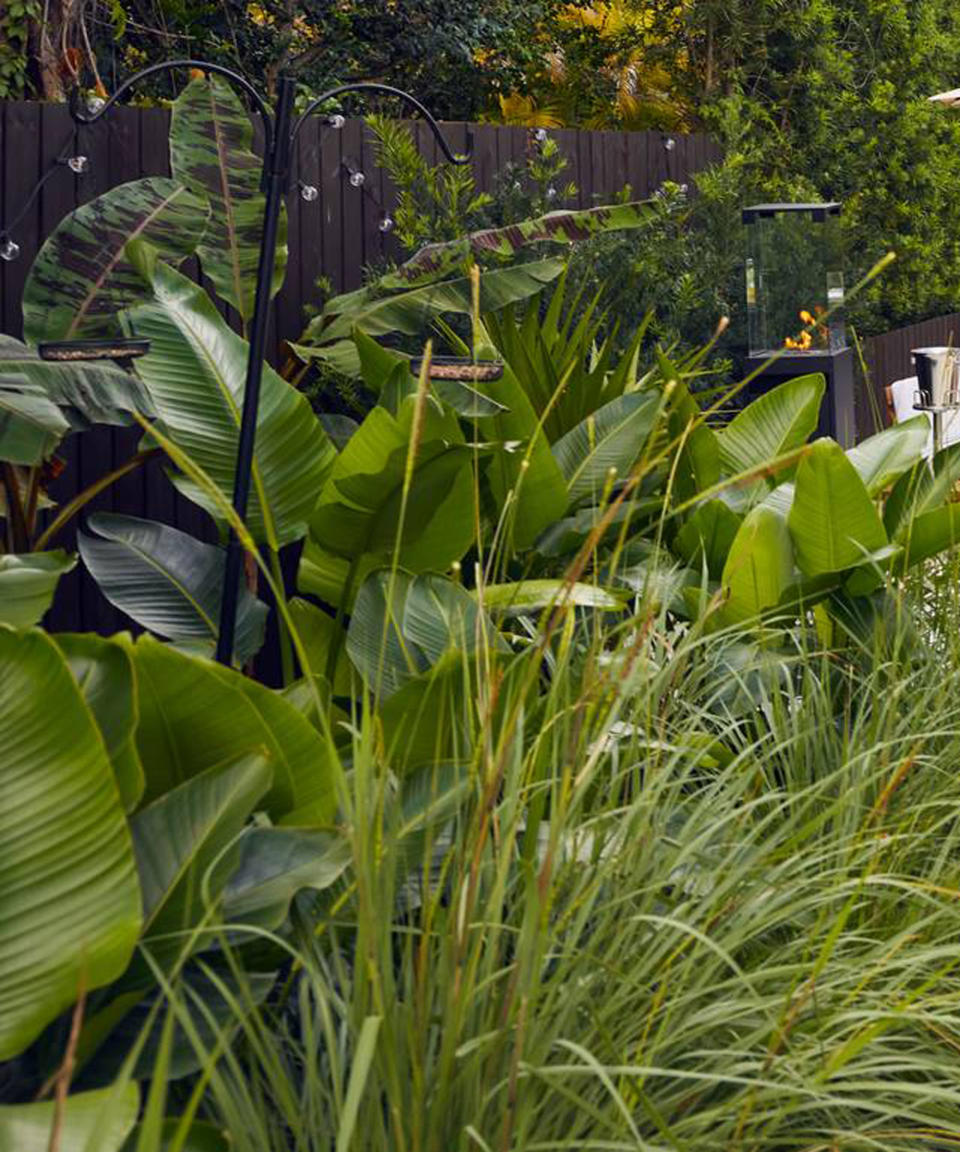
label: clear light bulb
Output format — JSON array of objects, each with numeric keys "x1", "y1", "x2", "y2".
[
  {"x1": 534, "y1": 128, "x2": 548, "y2": 143},
  {"x1": 664, "y1": 137, "x2": 676, "y2": 152},
  {"x1": 546, "y1": 186, "x2": 557, "y2": 201},
  {"x1": 87, "y1": 95, "x2": 105, "y2": 115},
  {"x1": 300, "y1": 182, "x2": 319, "y2": 202},
  {"x1": 379, "y1": 215, "x2": 395, "y2": 233},
  {"x1": 327, "y1": 113, "x2": 345, "y2": 129},
  {"x1": 67, "y1": 155, "x2": 89, "y2": 174},
  {"x1": 0, "y1": 237, "x2": 20, "y2": 262},
  {"x1": 349, "y1": 170, "x2": 365, "y2": 188}
]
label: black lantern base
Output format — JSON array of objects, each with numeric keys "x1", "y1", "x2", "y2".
[{"x1": 745, "y1": 348, "x2": 856, "y2": 447}]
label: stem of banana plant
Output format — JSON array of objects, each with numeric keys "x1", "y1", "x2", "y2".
[
  {"x1": 0, "y1": 463, "x2": 29, "y2": 553},
  {"x1": 268, "y1": 545, "x2": 295, "y2": 686}
]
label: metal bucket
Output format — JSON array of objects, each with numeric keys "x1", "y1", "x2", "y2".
[{"x1": 913, "y1": 346, "x2": 960, "y2": 407}]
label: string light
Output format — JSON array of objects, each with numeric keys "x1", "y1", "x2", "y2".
[
  {"x1": 533, "y1": 128, "x2": 549, "y2": 144},
  {"x1": 0, "y1": 127, "x2": 91, "y2": 267},
  {"x1": 348, "y1": 170, "x2": 365, "y2": 188},
  {"x1": 664, "y1": 137, "x2": 676, "y2": 152},
  {"x1": 378, "y1": 214, "x2": 394, "y2": 233},
  {"x1": 327, "y1": 113, "x2": 345, "y2": 129},
  {"x1": 299, "y1": 181, "x2": 319, "y2": 202}
]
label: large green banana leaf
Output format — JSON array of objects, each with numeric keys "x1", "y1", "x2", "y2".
[
  {"x1": 54, "y1": 632, "x2": 144, "y2": 812},
  {"x1": 552, "y1": 391, "x2": 661, "y2": 507},
  {"x1": 125, "y1": 261, "x2": 334, "y2": 548},
  {"x1": 130, "y1": 752, "x2": 272, "y2": 976},
  {"x1": 666, "y1": 371, "x2": 720, "y2": 503},
  {"x1": 718, "y1": 374, "x2": 825, "y2": 478},
  {"x1": 21, "y1": 178, "x2": 210, "y2": 344},
  {"x1": 346, "y1": 569, "x2": 502, "y2": 698},
  {"x1": 381, "y1": 201, "x2": 654, "y2": 289},
  {"x1": 788, "y1": 439, "x2": 888, "y2": 577},
  {"x1": 845, "y1": 415, "x2": 929, "y2": 496},
  {"x1": 129, "y1": 635, "x2": 334, "y2": 820},
  {"x1": 288, "y1": 596, "x2": 354, "y2": 695},
  {"x1": 294, "y1": 258, "x2": 566, "y2": 378},
  {"x1": 0, "y1": 335, "x2": 154, "y2": 431},
  {"x1": 0, "y1": 374, "x2": 69, "y2": 464},
  {"x1": 0, "y1": 1085, "x2": 139, "y2": 1152},
  {"x1": 207, "y1": 662, "x2": 339, "y2": 823},
  {"x1": 0, "y1": 629, "x2": 141, "y2": 1060},
  {"x1": 719, "y1": 505, "x2": 795, "y2": 624},
  {"x1": 300, "y1": 401, "x2": 475, "y2": 607},
  {"x1": 170, "y1": 75, "x2": 287, "y2": 322},
  {"x1": 223, "y1": 827, "x2": 351, "y2": 929},
  {"x1": 78, "y1": 512, "x2": 268, "y2": 664},
  {"x1": 0, "y1": 550, "x2": 76, "y2": 626}
]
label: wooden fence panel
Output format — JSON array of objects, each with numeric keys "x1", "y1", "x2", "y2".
[{"x1": 860, "y1": 312, "x2": 960, "y2": 432}]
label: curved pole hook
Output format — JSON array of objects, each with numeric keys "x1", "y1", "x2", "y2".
[
  {"x1": 68, "y1": 59, "x2": 274, "y2": 158},
  {"x1": 293, "y1": 82, "x2": 472, "y2": 165}
]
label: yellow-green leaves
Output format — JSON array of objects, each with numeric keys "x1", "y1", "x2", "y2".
[
  {"x1": 0, "y1": 629, "x2": 141, "y2": 1059},
  {"x1": 788, "y1": 440, "x2": 887, "y2": 577}
]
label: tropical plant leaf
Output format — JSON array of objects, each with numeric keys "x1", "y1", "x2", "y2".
[
  {"x1": 288, "y1": 597, "x2": 354, "y2": 695},
  {"x1": 21, "y1": 178, "x2": 210, "y2": 343},
  {"x1": 0, "y1": 374, "x2": 69, "y2": 464},
  {"x1": 667, "y1": 373, "x2": 720, "y2": 502},
  {"x1": 788, "y1": 439, "x2": 888, "y2": 577},
  {"x1": 381, "y1": 201, "x2": 654, "y2": 288},
  {"x1": 54, "y1": 633, "x2": 144, "y2": 812},
  {"x1": 128, "y1": 636, "x2": 331, "y2": 822},
  {"x1": 675, "y1": 500, "x2": 743, "y2": 580},
  {"x1": 718, "y1": 374, "x2": 825, "y2": 477},
  {"x1": 535, "y1": 497, "x2": 662, "y2": 559},
  {"x1": 479, "y1": 580, "x2": 627, "y2": 613},
  {"x1": 552, "y1": 391, "x2": 661, "y2": 506},
  {"x1": 466, "y1": 350, "x2": 570, "y2": 550},
  {"x1": 300, "y1": 401, "x2": 475, "y2": 608},
  {"x1": 83, "y1": 969, "x2": 274, "y2": 1088},
  {"x1": 124, "y1": 261, "x2": 335, "y2": 548},
  {"x1": 223, "y1": 827, "x2": 351, "y2": 929},
  {"x1": 346, "y1": 570, "x2": 501, "y2": 698},
  {"x1": 0, "y1": 629, "x2": 141, "y2": 1060},
  {"x1": 720, "y1": 505, "x2": 795, "y2": 624},
  {"x1": 79, "y1": 513, "x2": 268, "y2": 665},
  {"x1": 0, "y1": 1085, "x2": 139, "y2": 1152},
  {"x1": 170, "y1": 75, "x2": 287, "y2": 322},
  {"x1": 0, "y1": 335, "x2": 155, "y2": 431},
  {"x1": 901, "y1": 504, "x2": 960, "y2": 567},
  {"x1": 207, "y1": 663, "x2": 339, "y2": 824},
  {"x1": 298, "y1": 258, "x2": 566, "y2": 370},
  {"x1": 130, "y1": 753, "x2": 272, "y2": 977},
  {"x1": 845, "y1": 415, "x2": 929, "y2": 496},
  {"x1": 0, "y1": 550, "x2": 75, "y2": 627}
]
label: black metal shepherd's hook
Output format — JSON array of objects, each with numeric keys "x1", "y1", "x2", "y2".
[{"x1": 71, "y1": 60, "x2": 471, "y2": 669}]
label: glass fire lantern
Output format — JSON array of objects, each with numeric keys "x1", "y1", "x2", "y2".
[{"x1": 742, "y1": 202, "x2": 856, "y2": 445}]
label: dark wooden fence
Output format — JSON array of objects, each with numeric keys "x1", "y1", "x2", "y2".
[
  {"x1": 858, "y1": 312, "x2": 960, "y2": 433},
  {"x1": 0, "y1": 102, "x2": 722, "y2": 668}
]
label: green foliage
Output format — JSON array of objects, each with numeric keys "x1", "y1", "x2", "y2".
[{"x1": 366, "y1": 115, "x2": 492, "y2": 254}]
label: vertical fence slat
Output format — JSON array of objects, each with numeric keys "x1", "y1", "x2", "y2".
[{"x1": 321, "y1": 119, "x2": 344, "y2": 295}]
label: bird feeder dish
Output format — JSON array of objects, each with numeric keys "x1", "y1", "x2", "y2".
[
  {"x1": 410, "y1": 356, "x2": 504, "y2": 382},
  {"x1": 38, "y1": 339, "x2": 151, "y2": 362}
]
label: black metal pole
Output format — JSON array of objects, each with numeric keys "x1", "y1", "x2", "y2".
[{"x1": 215, "y1": 74, "x2": 296, "y2": 666}]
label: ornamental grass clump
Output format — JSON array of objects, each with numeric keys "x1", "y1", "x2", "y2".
[{"x1": 158, "y1": 569, "x2": 960, "y2": 1152}]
